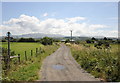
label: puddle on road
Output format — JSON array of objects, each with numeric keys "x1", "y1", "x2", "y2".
[{"x1": 52, "y1": 65, "x2": 65, "y2": 70}]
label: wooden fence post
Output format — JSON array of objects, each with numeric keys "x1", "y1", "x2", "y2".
[
  {"x1": 31, "y1": 50, "x2": 33, "y2": 56},
  {"x1": 39, "y1": 47, "x2": 41, "y2": 53},
  {"x1": 4, "y1": 55, "x2": 8, "y2": 69},
  {"x1": 7, "y1": 55, "x2": 10, "y2": 69},
  {"x1": 36, "y1": 48, "x2": 38, "y2": 57},
  {"x1": 25, "y1": 51, "x2": 27, "y2": 60},
  {"x1": 18, "y1": 54, "x2": 20, "y2": 63}
]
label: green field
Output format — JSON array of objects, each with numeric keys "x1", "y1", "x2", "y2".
[
  {"x1": 2, "y1": 42, "x2": 44, "y2": 60},
  {"x1": 71, "y1": 43, "x2": 120, "y2": 82},
  {"x1": 1, "y1": 42, "x2": 59, "y2": 81}
]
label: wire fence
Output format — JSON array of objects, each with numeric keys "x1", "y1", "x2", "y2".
[{"x1": 1, "y1": 47, "x2": 45, "y2": 70}]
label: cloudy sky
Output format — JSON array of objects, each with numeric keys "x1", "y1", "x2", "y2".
[{"x1": 0, "y1": 2, "x2": 118, "y2": 37}]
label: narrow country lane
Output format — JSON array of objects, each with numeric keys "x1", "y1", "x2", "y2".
[{"x1": 40, "y1": 44, "x2": 99, "y2": 81}]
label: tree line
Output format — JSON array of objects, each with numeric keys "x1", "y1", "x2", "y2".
[{"x1": 1, "y1": 37, "x2": 60, "y2": 45}]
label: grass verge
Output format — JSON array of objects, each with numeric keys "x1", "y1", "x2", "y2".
[
  {"x1": 2, "y1": 42, "x2": 59, "y2": 81},
  {"x1": 70, "y1": 43, "x2": 119, "y2": 82}
]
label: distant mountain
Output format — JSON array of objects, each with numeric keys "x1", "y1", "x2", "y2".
[
  {"x1": 93, "y1": 36, "x2": 105, "y2": 38},
  {"x1": 64, "y1": 36, "x2": 90, "y2": 41},
  {"x1": 11, "y1": 33, "x2": 65, "y2": 38},
  {"x1": 0, "y1": 33, "x2": 117, "y2": 40}
]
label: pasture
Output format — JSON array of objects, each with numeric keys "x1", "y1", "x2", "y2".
[{"x1": 2, "y1": 42, "x2": 44, "y2": 60}]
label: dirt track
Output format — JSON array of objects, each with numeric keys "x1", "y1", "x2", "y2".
[{"x1": 40, "y1": 44, "x2": 99, "y2": 81}]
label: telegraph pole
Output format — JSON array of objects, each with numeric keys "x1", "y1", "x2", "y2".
[{"x1": 70, "y1": 30, "x2": 72, "y2": 42}]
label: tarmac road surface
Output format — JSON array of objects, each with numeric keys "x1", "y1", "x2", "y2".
[{"x1": 40, "y1": 44, "x2": 99, "y2": 81}]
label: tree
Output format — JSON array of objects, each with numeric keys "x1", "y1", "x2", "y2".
[
  {"x1": 116, "y1": 39, "x2": 120, "y2": 43},
  {"x1": 36, "y1": 39, "x2": 41, "y2": 42},
  {"x1": 11, "y1": 38, "x2": 18, "y2": 42},
  {"x1": 65, "y1": 39, "x2": 70, "y2": 43},
  {"x1": 40, "y1": 37, "x2": 53, "y2": 45},
  {"x1": 91, "y1": 37, "x2": 96, "y2": 40},
  {"x1": 104, "y1": 37, "x2": 107, "y2": 40},
  {"x1": 18, "y1": 38, "x2": 35, "y2": 42},
  {"x1": 27, "y1": 38, "x2": 35, "y2": 42},
  {"x1": 53, "y1": 39, "x2": 60, "y2": 42},
  {"x1": 1, "y1": 39, "x2": 6, "y2": 42},
  {"x1": 18, "y1": 38, "x2": 26, "y2": 42}
]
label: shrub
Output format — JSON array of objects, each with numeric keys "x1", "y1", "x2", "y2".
[
  {"x1": 71, "y1": 44, "x2": 119, "y2": 81},
  {"x1": 65, "y1": 39, "x2": 70, "y2": 43},
  {"x1": 40, "y1": 37, "x2": 53, "y2": 45}
]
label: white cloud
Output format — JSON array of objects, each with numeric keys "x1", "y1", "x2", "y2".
[
  {"x1": 66, "y1": 17, "x2": 86, "y2": 23},
  {"x1": 89, "y1": 24, "x2": 108, "y2": 30},
  {"x1": 43, "y1": 13, "x2": 48, "y2": 17},
  {"x1": 3, "y1": 14, "x2": 41, "y2": 32},
  {"x1": 0, "y1": 14, "x2": 117, "y2": 37},
  {"x1": 4, "y1": 14, "x2": 40, "y2": 25}
]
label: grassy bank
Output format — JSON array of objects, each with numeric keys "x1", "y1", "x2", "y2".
[
  {"x1": 2, "y1": 42, "x2": 59, "y2": 81},
  {"x1": 70, "y1": 43, "x2": 119, "y2": 82}
]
